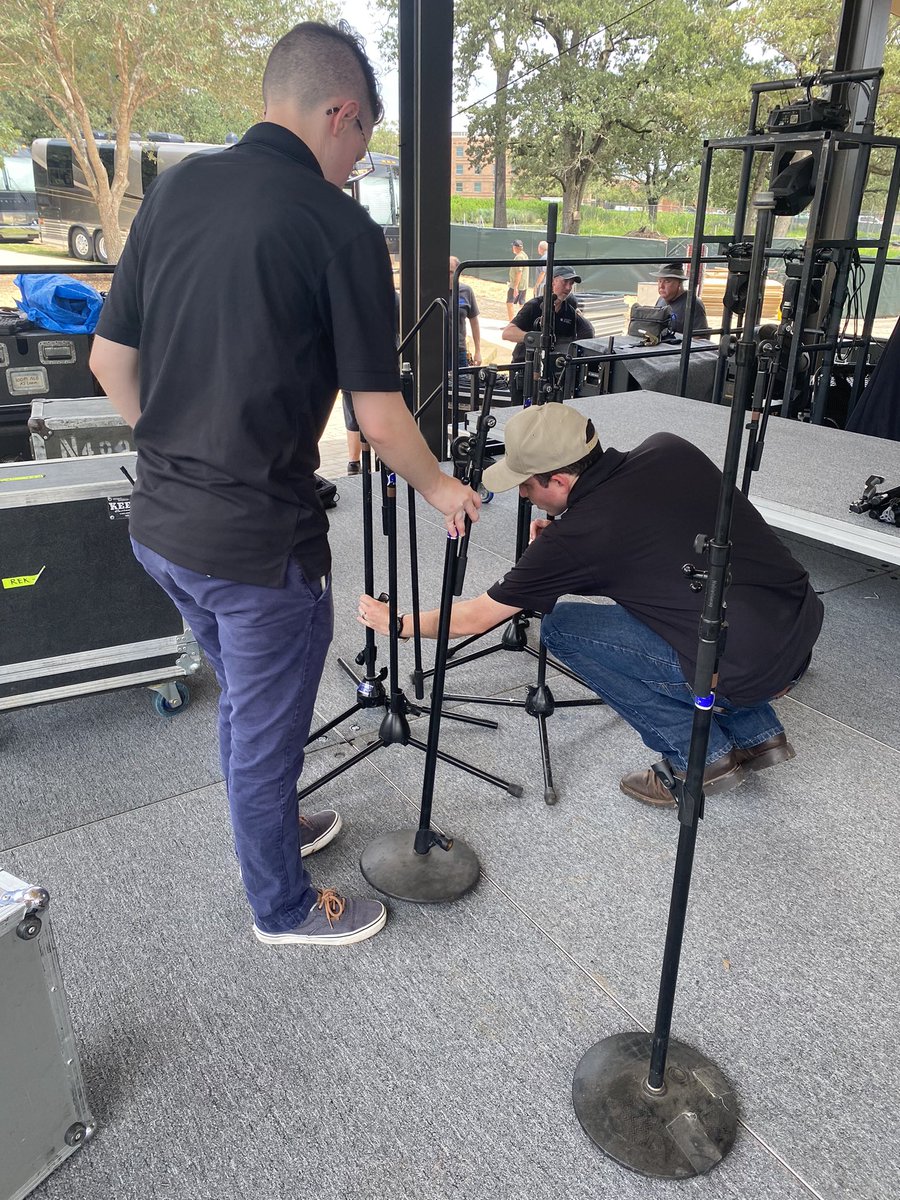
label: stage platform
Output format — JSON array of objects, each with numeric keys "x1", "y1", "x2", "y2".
[{"x1": 3, "y1": 431, "x2": 898, "y2": 1199}]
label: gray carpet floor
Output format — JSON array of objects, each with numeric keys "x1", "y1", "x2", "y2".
[{"x1": 4, "y1": 472, "x2": 898, "y2": 1200}]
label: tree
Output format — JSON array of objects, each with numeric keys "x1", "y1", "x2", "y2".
[
  {"x1": 2, "y1": 0, "x2": 336, "y2": 261},
  {"x1": 369, "y1": 121, "x2": 399, "y2": 156},
  {"x1": 602, "y1": 0, "x2": 750, "y2": 227},
  {"x1": 508, "y1": 5, "x2": 643, "y2": 234},
  {"x1": 454, "y1": 1, "x2": 532, "y2": 229}
]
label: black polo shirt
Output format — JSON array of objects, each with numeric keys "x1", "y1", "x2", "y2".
[
  {"x1": 488, "y1": 432, "x2": 823, "y2": 706},
  {"x1": 97, "y1": 122, "x2": 401, "y2": 586},
  {"x1": 510, "y1": 297, "x2": 594, "y2": 363}
]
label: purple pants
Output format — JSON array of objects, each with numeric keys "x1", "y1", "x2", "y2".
[{"x1": 132, "y1": 539, "x2": 333, "y2": 932}]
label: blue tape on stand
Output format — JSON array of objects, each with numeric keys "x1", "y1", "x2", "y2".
[{"x1": 694, "y1": 692, "x2": 715, "y2": 710}]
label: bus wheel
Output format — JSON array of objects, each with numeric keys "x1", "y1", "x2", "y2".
[
  {"x1": 93, "y1": 230, "x2": 108, "y2": 264},
  {"x1": 70, "y1": 226, "x2": 93, "y2": 261}
]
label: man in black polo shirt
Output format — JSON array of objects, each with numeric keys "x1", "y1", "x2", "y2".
[
  {"x1": 357, "y1": 404, "x2": 823, "y2": 807},
  {"x1": 90, "y1": 22, "x2": 479, "y2": 947},
  {"x1": 502, "y1": 266, "x2": 594, "y2": 403},
  {"x1": 502, "y1": 265, "x2": 595, "y2": 362}
]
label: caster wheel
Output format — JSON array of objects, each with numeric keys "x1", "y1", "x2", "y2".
[
  {"x1": 153, "y1": 680, "x2": 190, "y2": 716},
  {"x1": 16, "y1": 915, "x2": 41, "y2": 940},
  {"x1": 544, "y1": 787, "x2": 558, "y2": 806},
  {"x1": 65, "y1": 1122, "x2": 88, "y2": 1147},
  {"x1": 479, "y1": 485, "x2": 494, "y2": 503}
]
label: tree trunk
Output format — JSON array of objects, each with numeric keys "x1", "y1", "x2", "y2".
[
  {"x1": 561, "y1": 170, "x2": 590, "y2": 234},
  {"x1": 648, "y1": 196, "x2": 659, "y2": 227},
  {"x1": 492, "y1": 64, "x2": 511, "y2": 229},
  {"x1": 493, "y1": 143, "x2": 508, "y2": 229},
  {"x1": 96, "y1": 188, "x2": 125, "y2": 264}
]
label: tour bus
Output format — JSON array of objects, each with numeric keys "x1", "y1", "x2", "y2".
[
  {"x1": 0, "y1": 148, "x2": 38, "y2": 242},
  {"x1": 31, "y1": 135, "x2": 222, "y2": 262},
  {"x1": 32, "y1": 136, "x2": 400, "y2": 262},
  {"x1": 350, "y1": 151, "x2": 400, "y2": 259}
]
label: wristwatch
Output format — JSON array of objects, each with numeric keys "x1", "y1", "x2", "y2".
[{"x1": 397, "y1": 613, "x2": 410, "y2": 641}]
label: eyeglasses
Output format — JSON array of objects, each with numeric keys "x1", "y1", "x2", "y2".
[{"x1": 326, "y1": 106, "x2": 375, "y2": 179}]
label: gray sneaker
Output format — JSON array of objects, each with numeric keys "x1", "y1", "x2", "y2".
[
  {"x1": 254, "y1": 888, "x2": 387, "y2": 947},
  {"x1": 299, "y1": 809, "x2": 342, "y2": 857}
]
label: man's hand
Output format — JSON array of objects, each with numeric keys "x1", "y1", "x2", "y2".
[
  {"x1": 421, "y1": 472, "x2": 481, "y2": 538},
  {"x1": 357, "y1": 593, "x2": 391, "y2": 635},
  {"x1": 529, "y1": 517, "x2": 552, "y2": 543}
]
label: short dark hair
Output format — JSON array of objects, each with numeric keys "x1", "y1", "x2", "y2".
[
  {"x1": 263, "y1": 21, "x2": 384, "y2": 125},
  {"x1": 533, "y1": 419, "x2": 602, "y2": 486}
]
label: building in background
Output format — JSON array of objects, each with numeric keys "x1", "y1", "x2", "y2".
[{"x1": 451, "y1": 135, "x2": 508, "y2": 199}]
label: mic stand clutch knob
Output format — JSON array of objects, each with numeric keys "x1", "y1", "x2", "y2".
[{"x1": 682, "y1": 563, "x2": 707, "y2": 592}]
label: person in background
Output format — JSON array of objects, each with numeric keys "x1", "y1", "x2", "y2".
[
  {"x1": 502, "y1": 265, "x2": 594, "y2": 403},
  {"x1": 90, "y1": 21, "x2": 480, "y2": 950},
  {"x1": 449, "y1": 255, "x2": 482, "y2": 369},
  {"x1": 533, "y1": 240, "x2": 549, "y2": 298},
  {"x1": 653, "y1": 262, "x2": 710, "y2": 337},
  {"x1": 506, "y1": 238, "x2": 528, "y2": 320}
]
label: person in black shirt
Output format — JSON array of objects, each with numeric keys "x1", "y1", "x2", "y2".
[
  {"x1": 503, "y1": 265, "x2": 595, "y2": 362},
  {"x1": 654, "y1": 261, "x2": 710, "y2": 337},
  {"x1": 502, "y1": 265, "x2": 594, "y2": 403},
  {"x1": 357, "y1": 403, "x2": 823, "y2": 808},
  {"x1": 90, "y1": 21, "x2": 480, "y2": 948}
]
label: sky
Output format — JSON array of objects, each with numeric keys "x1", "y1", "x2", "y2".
[
  {"x1": 336, "y1": 3, "x2": 491, "y2": 131},
  {"x1": 338, "y1": 4, "x2": 400, "y2": 124}
]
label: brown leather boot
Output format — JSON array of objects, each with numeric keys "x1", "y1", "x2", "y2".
[
  {"x1": 734, "y1": 732, "x2": 795, "y2": 772},
  {"x1": 620, "y1": 750, "x2": 747, "y2": 807}
]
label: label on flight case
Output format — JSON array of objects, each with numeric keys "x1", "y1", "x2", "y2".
[
  {"x1": 107, "y1": 495, "x2": 131, "y2": 520},
  {"x1": 2, "y1": 565, "x2": 46, "y2": 590}
]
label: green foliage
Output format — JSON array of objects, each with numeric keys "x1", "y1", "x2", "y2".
[
  {"x1": 450, "y1": 194, "x2": 735, "y2": 237},
  {"x1": 369, "y1": 122, "x2": 399, "y2": 156},
  {"x1": 2, "y1": 0, "x2": 338, "y2": 258}
]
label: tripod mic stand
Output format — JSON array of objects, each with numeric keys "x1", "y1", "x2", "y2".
[
  {"x1": 422, "y1": 206, "x2": 605, "y2": 805},
  {"x1": 300, "y1": 423, "x2": 521, "y2": 804},
  {"x1": 359, "y1": 373, "x2": 502, "y2": 903}
]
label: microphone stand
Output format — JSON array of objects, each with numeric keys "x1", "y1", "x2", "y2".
[
  {"x1": 300, "y1": 370, "x2": 521, "y2": 804},
  {"x1": 360, "y1": 370, "x2": 503, "y2": 902},
  {"x1": 569, "y1": 206, "x2": 778, "y2": 1181}
]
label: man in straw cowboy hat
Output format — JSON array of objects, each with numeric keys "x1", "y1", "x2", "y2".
[{"x1": 654, "y1": 261, "x2": 710, "y2": 337}]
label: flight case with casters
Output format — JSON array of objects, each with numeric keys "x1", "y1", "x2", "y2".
[
  {"x1": 0, "y1": 871, "x2": 95, "y2": 1200},
  {"x1": 28, "y1": 397, "x2": 134, "y2": 461},
  {"x1": 0, "y1": 451, "x2": 200, "y2": 713}
]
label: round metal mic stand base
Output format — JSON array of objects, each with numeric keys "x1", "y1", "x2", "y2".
[
  {"x1": 360, "y1": 829, "x2": 480, "y2": 903},
  {"x1": 572, "y1": 1031, "x2": 738, "y2": 1179}
]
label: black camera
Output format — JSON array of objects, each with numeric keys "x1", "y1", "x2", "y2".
[{"x1": 766, "y1": 97, "x2": 850, "y2": 134}]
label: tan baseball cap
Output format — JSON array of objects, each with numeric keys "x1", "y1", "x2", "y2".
[{"x1": 482, "y1": 404, "x2": 599, "y2": 492}]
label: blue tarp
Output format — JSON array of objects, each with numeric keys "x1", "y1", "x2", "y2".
[{"x1": 15, "y1": 273, "x2": 104, "y2": 334}]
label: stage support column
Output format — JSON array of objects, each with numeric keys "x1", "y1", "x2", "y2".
[{"x1": 398, "y1": 0, "x2": 453, "y2": 458}]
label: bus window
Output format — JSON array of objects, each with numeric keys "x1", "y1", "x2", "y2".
[
  {"x1": 141, "y1": 147, "x2": 159, "y2": 195},
  {"x1": 98, "y1": 145, "x2": 114, "y2": 185},
  {"x1": 2, "y1": 155, "x2": 34, "y2": 192},
  {"x1": 357, "y1": 175, "x2": 395, "y2": 227},
  {"x1": 47, "y1": 143, "x2": 73, "y2": 189}
]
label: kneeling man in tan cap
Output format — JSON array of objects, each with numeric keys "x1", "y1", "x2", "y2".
[{"x1": 358, "y1": 404, "x2": 822, "y2": 806}]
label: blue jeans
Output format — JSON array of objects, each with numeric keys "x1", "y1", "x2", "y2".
[
  {"x1": 132, "y1": 539, "x2": 333, "y2": 932},
  {"x1": 541, "y1": 602, "x2": 784, "y2": 772}
]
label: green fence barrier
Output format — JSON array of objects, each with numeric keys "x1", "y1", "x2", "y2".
[{"x1": 449, "y1": 226, "x2": 668, "y2": 294}]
